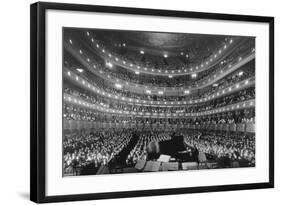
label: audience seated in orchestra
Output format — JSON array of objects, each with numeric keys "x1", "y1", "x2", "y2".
[
  {"x1": 63, "y1": 130, "x2": 255, "y2": 175},
  {"x1": 63, "y1": 30, "x2": 256, "y2": 176}
]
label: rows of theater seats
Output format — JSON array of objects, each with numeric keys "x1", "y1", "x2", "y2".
[
  {"x1": 63, "y1": 129, "x2": 132, "y2": 175},
  {"x1": 63, "y1": 130, "x2": 255, "y2": 175},
  {"x1": 63, "y1": 32, "x2": 256, "y2": 176},
  {"x1": 126, "y1": 132, "x2": 172, "y2": 165},
  {"x1": 64, "y1": 102, "x2": 254, "y2": 125},
  {"x1": 65, "y1": 61, "x2": 254, "y2": 102},
  {"x1": 92, "y1": 36, "x2": 225, "y2": 71},
  {"x1": 77, "y1": 39, "x2": 254, "y2": 88},
  {"x1": 64, "y1": 87, "x2": 254, "y2": 116}
]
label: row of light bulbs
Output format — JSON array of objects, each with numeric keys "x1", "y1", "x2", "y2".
[
  {"x1": 81, "y1": 31, "x2": 234, "y2": 76},
  {"x1": 68, "y1": 37, "x2": 253, "y2": 92},
  {"x1": 66, "y1": 69, "x2": 254, "y2": 106},
  {"x1": 64, "y1": 92, "x2": 255, "y2": 118},
  {"x1": 68, "y1": 41, "x2": 249, "y2": 95}
]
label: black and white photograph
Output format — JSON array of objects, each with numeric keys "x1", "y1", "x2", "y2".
[
  {"x1": 28, "y1": 1, "x2": 274, "y2": 203},
  {"x1": 63, "y1": 28, "x2": 256, "y2": 176},
  {"x1": 0, "y1": 0, "x2": 279, "y2": 203}
]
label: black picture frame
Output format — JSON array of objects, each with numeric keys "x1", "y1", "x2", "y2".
[{"x1": 30, "y1": 1, "x2": 274, "y2": 203}]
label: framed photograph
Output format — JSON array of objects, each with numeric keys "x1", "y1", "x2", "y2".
[{"x1": 30, "y1": 1, "x2": 274, "y2": 203}]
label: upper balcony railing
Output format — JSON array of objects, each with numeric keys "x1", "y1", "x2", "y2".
[
  {"x1": 64, "y1": 39, "x2": 255, "y2": 95},
  {"x1": 64, "y1": 92, "x2": 255, "y2": 119},
  {"x1": 64, "y1": 120, "x2": 255, "y2": 133},
  {"x1": 64, "y1": 68, "x2": 255, "y2": 106},
  {"x1": 81, "y1": 31, "x2": 244, "y2": 76}
]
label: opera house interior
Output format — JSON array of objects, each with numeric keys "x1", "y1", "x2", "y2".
[{"x1": 62, "y1": 28, "x2": 255, "y2": 176}]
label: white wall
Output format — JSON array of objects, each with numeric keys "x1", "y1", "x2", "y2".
[{"x1": 0, "y1": 0, "x2": 279, "y2": 204}]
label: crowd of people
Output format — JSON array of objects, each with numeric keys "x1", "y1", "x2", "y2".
[
  {"x1": 63, "y1": 30, "x2": 256, "y2": 176},
  {"x1": 64, "y1": 99, "x2": 255, "y2": 125},
  {"x1": 69, "y1": 38, "x2": 254, "y2": 88},
  {"x1": 110, "y1": 41, "x2": 253, "y2": 88},
  {"x1": 125, "y1": 130, "x2": 255, "y2": 167},
  {"x1": 126, "y1": 132, "x2": 172, "y2": 165},
  {"x1": 84, "y1": 31, "x2": 230, "y2": 71},
  {"x1": 63, "y1": 85, "x2": 255, "y2": 118},
  {"x1": 63, "y1": 129, "x2": 132, "y2": 174},
  {"x1": 63, "y1": 129, "x2": 255, "y2": 175},
  {"x1": 135, "y1": 113, "x2": 255, "y2": 125},
  {"x1": 65, "y1": 62, "x2": 255, "y2": 103},
  {"x1": 184, "y1": 132, "x2": 255, "y2": 167}
]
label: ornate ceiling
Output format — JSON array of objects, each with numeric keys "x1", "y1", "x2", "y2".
[{"x1": 91, "y1": 29, "x2": 230, "y2": 58}]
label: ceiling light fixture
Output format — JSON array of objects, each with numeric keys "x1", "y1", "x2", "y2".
[
  {"x1": 106, "y1": 62, "x2": 113, "y2": 68},
  {"x1": 184, "y1": 90, "x2": 190, "y2": 94},
  {"x1": 115, "y1": 83, "x2": 123, "y2": 89},
  {"x1": 191, "y1": 73, "x2": 197, "y2": 78},
  {"x1": 76, "y1": 68, "x2": 83, "y2": 73}
]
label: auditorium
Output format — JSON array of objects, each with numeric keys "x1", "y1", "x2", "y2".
[{"x1": 63, "y1": 28, "x2": 255, "y2": 176}]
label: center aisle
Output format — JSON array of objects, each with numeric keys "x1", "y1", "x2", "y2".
[{"x1": 110, "y1": 132, "x2": 140, "y2": 167}]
